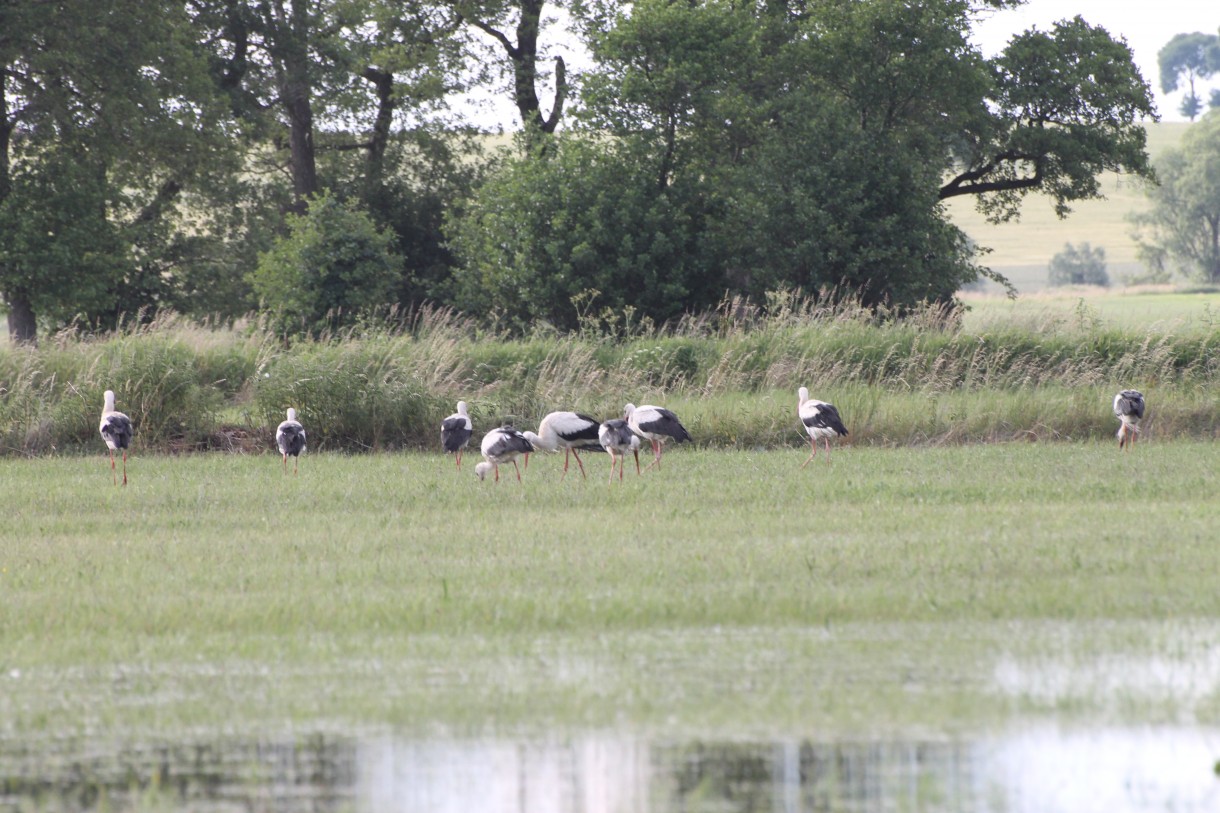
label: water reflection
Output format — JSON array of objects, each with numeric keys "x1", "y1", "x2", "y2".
[
  {"x1": 361, "y1": 729, "x2": 1220, "y2": 813},
  {"x1": 6, "y1": 728, "x2": 1215, "y2": 812}
]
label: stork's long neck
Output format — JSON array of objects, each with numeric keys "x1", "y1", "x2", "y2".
[{"x1": 103, "y1": 392, "x2": 116, "y2": 413}]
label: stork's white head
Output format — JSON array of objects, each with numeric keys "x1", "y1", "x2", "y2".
[
  {"x1": 103, "y1": 390, "x2": 116, "y2": 411},
  {"x1": 798, "y1": 387, "x2": 810, "y2": 406},
  {"x1": 623, "y1": 403, "x2": 636, "y2": 420},
  {"x1": 456, "y1": 401, "x2": 468, "y2": 415},
  {"x1": 286, "y1": 407, "x2": 297, "y2": 422},
  {"x1": 475, "y1": 461, "x2": 493, "y2": 481}
]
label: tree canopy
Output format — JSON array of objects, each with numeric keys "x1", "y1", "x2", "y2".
[
  {"x1": 2, "y1": 0, "x2": 1159, "y2": 340},
  {"x1": 1131, "y1": 111, "x2": 1220, "y2": 284}
]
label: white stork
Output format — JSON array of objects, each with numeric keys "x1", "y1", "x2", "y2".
[
  {"x1": 276, "y1": 408, "x2": 307, "y2": 474},
  {"x1": 624, "y1": 403, "x2": 691, "y2": 470},
  {"x1": 522, "y1": 411, "x2": 603, "y2": 479},
  {"x1": 99, "y1": 389, "x2": 133, "y2": 486},
  {"x1": 474, "y1": 425, "x2": 535, "y2": 482},
  {"x1": 598, "y1": 418, "x2": 641, "y2": 483},
  {"x1": 441, "y1": 400, "x2": 473, "y2": 469},
  {"x1": 1113, "y1": 389, "x2": 1145, "y2": 450},
  {"x1": 797, "y1": 386, "x2": 848, "y2": 467}
]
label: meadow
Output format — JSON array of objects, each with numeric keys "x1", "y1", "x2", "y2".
[{"x1": 3, "y1": 441, "x2": 1219, "y2": 745}]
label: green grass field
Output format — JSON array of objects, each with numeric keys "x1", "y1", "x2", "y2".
[{"x1": 4, "y1": 443, "x2": 1218, "y2": 742}]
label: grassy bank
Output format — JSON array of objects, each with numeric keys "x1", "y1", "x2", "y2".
[{"x1": 1, "y1": 293, "x2": 1218, "y2": 456}]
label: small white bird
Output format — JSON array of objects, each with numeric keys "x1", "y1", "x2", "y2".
[
  {"x1": 797, "y1": 386, "x2": 848, "y2": 467},
  {"x1": 99, "y1": 389, "x2": 133, "y2": 486},
  {"x1": 441, "y1": 401, "x2": 473, "y2": 469},
  {"x1": 276, "y1": 408, "x2": 307, "y2": 474},
  {"x1": 624, "y1": 403, "x2": 692, "y2": 470},
  {"x1": 598, "y1": 418, "x2": 641, "y2": 483},
  {"x1": 475, "y1": 425, "x2": 535, "y2": 482},
  {"x1": 1113, "y1": 389, "x2": 1145, "y2": 450},
  {"x1": 522, "y1": 411, "x2": 603, "y2": 479}
]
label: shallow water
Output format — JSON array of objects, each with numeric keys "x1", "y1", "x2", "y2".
[
  {"x1": 4, "y1": 727, "x2": 1219, "y2": 812},
  {"x1": 4, "y1": 621, "x2": 1220, "y2": 811}
]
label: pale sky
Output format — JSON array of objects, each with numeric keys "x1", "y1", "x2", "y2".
[{"x1": 970, "y1": 0, "x2": 1220, "y2": 121}]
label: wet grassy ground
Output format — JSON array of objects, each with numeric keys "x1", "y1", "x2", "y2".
[{"x1": 3, "y1": 443, "x2": 1218, "y2": 742}]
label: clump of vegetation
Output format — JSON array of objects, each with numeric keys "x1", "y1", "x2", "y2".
[
  {"x1": 250, "y1": 193, "x2": 403, "y2": 337},
  {"x1": 2, "y1": 294, "x2": 1218, "y2": 456},
  {"x1": 1048, "y1": 243, "x2": 1109, "y2": 287}
]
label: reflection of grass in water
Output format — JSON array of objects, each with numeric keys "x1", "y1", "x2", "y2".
[{"x1": 3, "y1": 443, "x2": 1219, "y2": 738}]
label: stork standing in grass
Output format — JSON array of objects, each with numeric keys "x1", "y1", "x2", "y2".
[
  {"x1": 1114, "y1": 389, "x2": 1145, "y2": 450},
  {"x1": 441, "y1": 401, "x2": 473, "y2": 469},
  {"x1": 99, "y1": 390, "x2": 133, "y2": 486},
  {"x1": 276, "y1": 408, "x2": 307, "y2": 474},
  {"x1": 797, "y1": 386, "x2": 848, "y2": 467},
  {"x1": 522, "y1": 411, "x2": 603, "y2": 479},
  {"x1": 624, "y1": 403, "x2": 691, "y2": 470},
  {"x1": 475, "y1": 425, "x2": 535, "y2": 482},
  {"x1": 598, "y1": 418, "x2": 641, "y2": 483}
]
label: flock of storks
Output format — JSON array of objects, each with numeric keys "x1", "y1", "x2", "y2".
[{"x1": 95, "y1": 387, "x2": 1147, "y2": 486}]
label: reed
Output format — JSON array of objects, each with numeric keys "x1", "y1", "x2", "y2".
[{"x1": 1, "y1": 295, "x2": 1217, "y2": 455}]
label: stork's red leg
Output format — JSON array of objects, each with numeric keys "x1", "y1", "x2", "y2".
[
  {"x1": 456, "y1": 449, "x2": 462, "y2": 469},
  {"x1": 110, "y1": 450, "x2": 118, "y2": 485},
  {"x1": 572, "y1": 448, "x2": 587, "y2": 479},
  {"x1": 801, "y1": 437, "x2": 817, "y2": 469},
  {"x1": 513, "y1": 459, "x2": 522, "y2": 481},
  {"x1": 122, "y1": 450, "x2": 128, "y2": 486},
  {"x1": 633, "y1": 449, "x2": 640, "y2": 475}
]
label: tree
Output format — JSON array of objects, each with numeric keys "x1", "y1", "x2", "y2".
[
  {"x1": 451, "y1": 0, "x2": 570, "y2": 151},
  {"x1": 1158, "y1": 32, "x2": 1219, "y2": 121},
  {"x1": 250, "y1": 192, "x2": 402, "y2": 334},
  {"x1": 449, "y1": 0, "x2": 1155, "y2": 327},
  {"x1": 1130, "y1": 111, "x2": 1220, "y2": 284},
  {"x1": 1048, "y1": 243, "x2": 1109, "y2": 287},
  {"x1": 0, "y1": 0, "x2": 233, "y2": 342}
]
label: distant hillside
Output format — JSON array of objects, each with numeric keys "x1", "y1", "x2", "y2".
[{"x1": 946, "y1": 122, "x2": 1191, "y2": 293}]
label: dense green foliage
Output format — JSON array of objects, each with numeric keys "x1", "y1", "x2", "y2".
[
  {"x1": 1, "y1": 0, "x2": 1160, "y2": 340},
  {"x1": 251, "y1": 193, "x2": 403, "y2": 335},
  {"x1": 1131, "y1": 111, "x2": 1220, "y2": 283}
]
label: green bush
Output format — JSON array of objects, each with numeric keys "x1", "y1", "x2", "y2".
[{"x1": 251, "y1": 193, "x2": 403, "y2": 336}]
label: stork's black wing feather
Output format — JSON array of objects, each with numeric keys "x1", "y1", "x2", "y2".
[
  {"x1": 803, "y1": 403, "x2": 849, "y2": 436},
  {"x1": 102, "y1": 415, "x2": 133, "y2": 449},
  {"x1": 441, "y1": 417, "x2": 473, "y2": 452}
]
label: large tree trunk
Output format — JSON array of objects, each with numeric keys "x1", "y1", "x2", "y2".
[
  {"x1": 5, "y1": 290, "x2": 37, "y2": 344},
  {"x1": 272, "y1": 0, "x2": 319, "y2": 209}
]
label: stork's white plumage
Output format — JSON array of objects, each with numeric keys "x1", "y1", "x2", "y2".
[
  {"x1": 441, "y1": 400, "x2": 474, "y2": 469},
  {"x1": 624, "y1": 403, "x2": 691, "y2": 470},
  {"x1": 276, "y1": 407, "x2": 306, "y2": 474},
  {"x1": 598, "y1": 418, "x2": 641, "y2": 483},
  {"x1": 797, "y1": 386, "x2": 848, "y2": 467},
  {"x1": 99, "y1": 389, "x2": 133, "y2": 486},
  {"x1": 475, "y1": 425, "x2": 534, "y2": 482},
  {"x1": 1113, "y1": 389, "x2": 1145, "y2": 450},
  {"x1": 522, "y1": 411, "x2": 602, "y2": 479}
]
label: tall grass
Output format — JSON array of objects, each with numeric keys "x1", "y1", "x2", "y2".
[{"x1": 1, "y1": 295, "x2": 1217, "y2": 455}]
